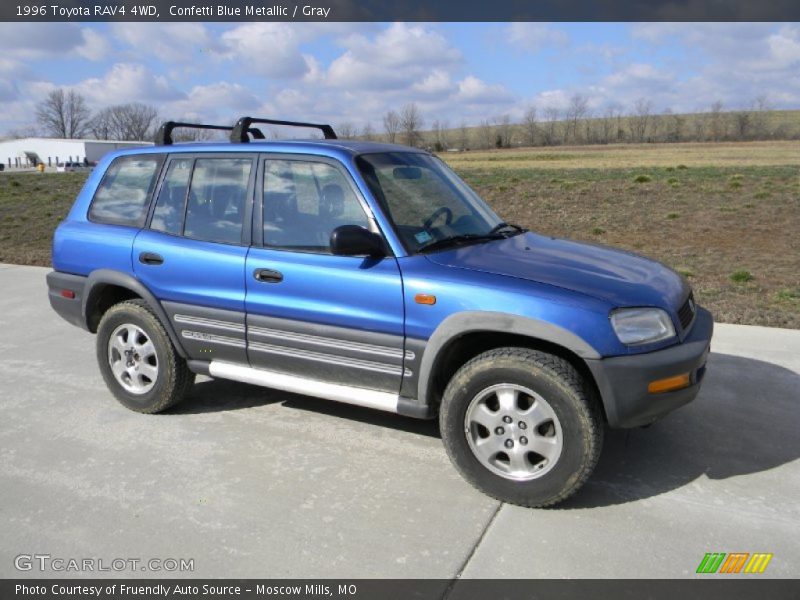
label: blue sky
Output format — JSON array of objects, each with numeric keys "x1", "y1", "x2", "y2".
[{"x1": 0, "y1": 22, "x2": 798, "y2": 135}]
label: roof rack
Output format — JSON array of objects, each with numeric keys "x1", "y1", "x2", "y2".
[
  {"x1": 155, "y1": 121, "x2": 266, "y2": 146},
  {"x1": 230, "y1": 117, "x2": 337, "y2": 143}
]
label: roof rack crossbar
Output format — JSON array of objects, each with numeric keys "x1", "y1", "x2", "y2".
[
  {"x1": 230, "y1": 117, "x2": 337, "y2": 143},
  {"x1": 155, "y1": 121, "x2": 265, "y2": 146}
]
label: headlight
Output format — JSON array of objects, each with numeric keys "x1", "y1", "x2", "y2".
[{"x1": 610, "y1": 308, "x2": 676, "y2": 345}]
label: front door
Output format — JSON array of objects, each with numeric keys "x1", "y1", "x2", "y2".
[{"x1": 245, "y1": 156, "x2": 406, "y2": 393}]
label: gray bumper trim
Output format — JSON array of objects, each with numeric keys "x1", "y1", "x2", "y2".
[
  {"x1": 46, "y1": 271, "x2": 88, "y2": 330},
  {"x1": 587, "y1": 307, "x2": 714, "y2": 428}
]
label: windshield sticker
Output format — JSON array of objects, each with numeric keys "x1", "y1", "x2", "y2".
[{"x1": 415, "y1": 231, "x2": 433, "y2": 244}]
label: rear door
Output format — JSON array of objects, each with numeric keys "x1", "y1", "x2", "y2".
[
  {"x1": 133, "y1": 153, "x2": 256, "y2": 363},
  {"x1": 245, "y1": 155, "x2": 406, "y2": 393}
]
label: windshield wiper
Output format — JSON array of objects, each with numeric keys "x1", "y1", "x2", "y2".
[
  {"x1": 487, "y1": 222, "x2": 527, "y2": 236},
  {"x1": 417, "y1": 223, "x2": 527, "y2": 254},
  {"x1": 418, "y1": 232, "x2": 505, "y2": 254}
]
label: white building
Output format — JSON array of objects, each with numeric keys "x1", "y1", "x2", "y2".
[{"x1": 0, "y1": 138, "x2": 152, "y2": 169}]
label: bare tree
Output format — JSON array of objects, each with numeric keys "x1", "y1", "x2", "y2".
[
  {"x1": 494, "y1": 115, "x2": 513, "y2": 148},
  {"x1": 663, "y1": 108, "x2": 685, "y2": 142},
  {"x1": 752, "y1": 95, "x2": 771, "y2": 139},
  {"x1": 708, "y1": 100, "x2": 726, "y2": 141},
  {"x1": 36, "y1": 88, "x2": 91, "y2": 139},
  {"x1": 400, "y1": 103, "x2": 424, "y2": 147},
  {"x1": 89, "y1": 109, "x2": 114, "y2": 140},
  {"x1": 458, "y1": 121, "x2": 470, "y2": 150},
  {"x1": 431, "y1": 119, "x2": 450, "y2": 151},
  {"x1": 478, "y1": 119, "x2": 495, "y2": 149},
  {"x1": 692, "y1": 112, "x2": 707, "y2": 142},
  {"x1": 599, "y1": 106, "x2": 620, "y2": 144},
  {"x1": 628, "y1": 98, "x2": 653, "y2": 142},
  {"x1": 733, "y1": 110, "x2": 751, "y2": 140},
  {"x1": 522, "y1": 106, "x2": 538, "y2": 147},
  {"x1": 337, "y1": 122, "x2": 356, "y2": 139},
  {"x1": 542, "y1": 106, "x2": 560, "y2": 146},
  {"x1": 565, "y1": 94, "x2": 589, "y2": 144},
  {"x1": 172, "y1": 127, "x2": 221, "y2": 142},
  {"x1": 382, "y1": 110, "x2": 401, "y2": 143},
  {"x1": 360, "y1": 122, "x2": 376, "y2": 141},
  {"x1": 6, "y1": 124, "x2": 40, "y2": 139},
  {"x1": 91, "y1": 103, "x2": 159, "y2": 141}
]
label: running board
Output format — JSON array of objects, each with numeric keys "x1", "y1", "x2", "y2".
[{"x1": 207, "y1": 361, "x2": 400, "y2": 413}]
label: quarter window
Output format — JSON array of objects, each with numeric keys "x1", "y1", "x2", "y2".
[
  {"x1": 263, "y1": 160, "x2": 369, "y2": 253},
  {"x1": 89, "y1": 155, "x2": 163, "y2": 226},
  {"x1": 151, "y1": 158, "x2": 192, "y2": 235}
]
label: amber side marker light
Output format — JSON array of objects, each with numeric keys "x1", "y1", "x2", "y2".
[
  {"x1": 415, "y1": 294, "x2": 436, "y2": 305},
  {"x1": 648, "y1": 373, "x2": 691, "y2": 394}
]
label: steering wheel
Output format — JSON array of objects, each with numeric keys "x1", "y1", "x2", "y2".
[{"x1": 423, "y1": 206, "x2": 453, "y2": 229}]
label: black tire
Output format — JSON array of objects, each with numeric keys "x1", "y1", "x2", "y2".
[
  {"x1": 440, "y1": 347, "x2": 603, "y2": 508},
  {"x1": 96, "y1": 299, "x2": 194, "y2": 414}
]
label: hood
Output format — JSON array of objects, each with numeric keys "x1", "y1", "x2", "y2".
[{"x1": 425, "y1": 232, "x2": 688, "y2": 309}]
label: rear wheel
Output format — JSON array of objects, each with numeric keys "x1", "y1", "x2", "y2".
[
  {"x1": 440, "y1": 347, "x2": 602, "y2": 507},
  {"x1": 96, "y1": 300, "x2": 194, "y2": 413}
]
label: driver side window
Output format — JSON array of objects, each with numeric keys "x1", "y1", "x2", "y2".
[{"x1": 263, "y1": 159, "x2": 369, "y2": 253}]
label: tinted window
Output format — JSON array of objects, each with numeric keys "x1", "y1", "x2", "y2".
[
  {"x1": 151, "y1": 158, "x2": 192, "y2": 235},
  {"x1": 263, "y1": 160, "x2": 369, "y2": 253},
  {"x1": 89, "y1": 155, "x2": 163, "y2": 226},
  {"x1": 183, "y1": 158, "x2": 251, "y2": 244}
]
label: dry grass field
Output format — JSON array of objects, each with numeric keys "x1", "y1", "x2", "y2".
[
  {"x1": 444, "y1": 141, "x2": 800, "y2": 329},
  {"x1": 0, "y1": 140, "x2": 797, "y2": 328}
]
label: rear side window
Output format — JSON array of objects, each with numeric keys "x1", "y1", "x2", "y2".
[
  {"x1": 183, "y1": 158, "x2": 252, "y2": 245},
  {"x1": 89, "y1": 155, "x2": 163, "y2": 226}
]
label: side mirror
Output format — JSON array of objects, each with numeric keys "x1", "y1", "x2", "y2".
[{"x1": 330, "y1": 225, "x2": 386, "y2": 258}]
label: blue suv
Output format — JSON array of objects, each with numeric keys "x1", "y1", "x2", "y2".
[{"x1": 47, "y1": 117, "x2": 713, "y2": 507}]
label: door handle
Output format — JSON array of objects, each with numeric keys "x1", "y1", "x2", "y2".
[
  {"x1": 253, "y1": 268, "x2": 283, "y2": 283},
  {"x1": 139, "y1": 252, "x2": 164, "y2": 266}
]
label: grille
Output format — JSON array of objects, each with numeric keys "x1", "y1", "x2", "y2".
[{"x1": 677, "y1": 292, "x2": 696, "y2": 331}]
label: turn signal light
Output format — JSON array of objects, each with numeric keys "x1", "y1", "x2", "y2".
[
  {"x1": 648, "y1": 373, "x2": 690, "y2": 394},
  {"x1": 415, "y1": 294, "x2": 436, "y2": 305}
]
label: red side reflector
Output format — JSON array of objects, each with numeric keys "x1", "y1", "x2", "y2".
[{"x1": 60, "y1": 289, "x2": 76, "y2": 299}]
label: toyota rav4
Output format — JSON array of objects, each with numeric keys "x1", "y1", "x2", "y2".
[{"x1": 47, "y1": 117, "x2": 713, "y2": 507}]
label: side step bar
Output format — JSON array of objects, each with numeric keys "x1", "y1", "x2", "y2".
[{"x1": 207, "y1": 361, "x2": 400, "y2": 413}]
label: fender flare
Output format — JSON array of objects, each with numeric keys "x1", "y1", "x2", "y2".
[
  {"x1": 83, "y1": 269, "x2": 188, "y2": 358},
  {"x1": 416, "y1": 311, "x2": 601, "y2": 405}
]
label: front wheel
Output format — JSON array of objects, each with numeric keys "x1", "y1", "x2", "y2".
[
  {"x1": 440, "y1": 347, "x2": 603, "y2": 507},
  {"x1": 96, "y1": 299, "x2": 194, "y2": 414}
]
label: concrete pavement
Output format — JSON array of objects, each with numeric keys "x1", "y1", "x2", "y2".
[{"x1": 1, "y1": 264, "x2": 798, "y2": 579}]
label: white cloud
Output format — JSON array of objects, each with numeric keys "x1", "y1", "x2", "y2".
[
  {"x1": 219, "y1": 23, "x2": 312, "y2": 79},
  {"x1": 75, "y1": 63, "x2": 185, "y2": 106},
  {"x1": 531, "y1": 89, "x2": 573, "y2": 111},
  {"x1": 76, "y1": 28, "x2": 111, "y2": 61},
  {"x1": 110, "y1": 23, "x2": 216, "y2": 62},
  {"x1": 762, "y1": 25, "x2": 800, "y2": 69},
  {"x1": 164, "y1": 82, "x2": 262, "y2": 122},
  {"x1": 454, "y1": 76, "x2": 515, "y2": 104},
  {"x1": 412, "y1": 70, "x2": 453, "y2": 97},
  {"x1": 506, "y1": 23, "x2": 569, "y2": 53},
  {"x1": 0, "y1": 23, "x2": 108, "y2": 61},
  {"x1": 326, "y1": 23, "x2": 462, "y2": 90}
]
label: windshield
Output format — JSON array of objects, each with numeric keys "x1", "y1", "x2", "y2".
[{"x1": 356, "y1": 152, "x2": 510, "y2": 253}]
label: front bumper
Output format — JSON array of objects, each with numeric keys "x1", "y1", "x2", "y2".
[{"x1": 587, "y1": 306, "x2": 713, "y2": 428}]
